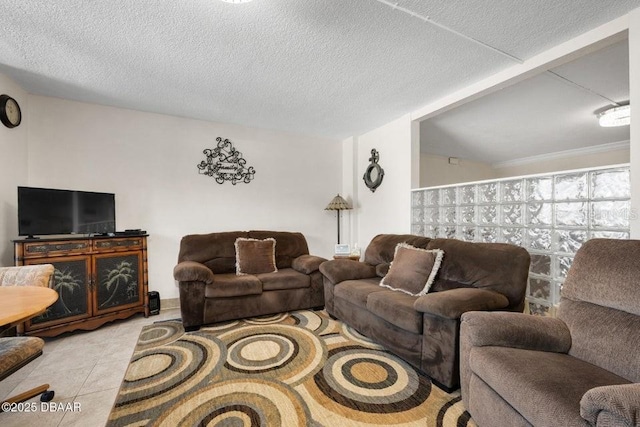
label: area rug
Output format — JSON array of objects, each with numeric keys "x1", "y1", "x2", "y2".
[{"x1": 107, "y1": 310, "x2": 475, "y2": 426}]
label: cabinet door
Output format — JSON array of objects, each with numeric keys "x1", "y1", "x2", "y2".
[
  {"x1": 93, "y1": 251, "x2": 144, "y2": 315},
  {"x1": 25, "y1": 256, "x2": 92, "y2": 330}
]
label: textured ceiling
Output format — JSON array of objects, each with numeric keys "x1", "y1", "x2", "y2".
[
  {"x1": 0, "y1": 1, "x2": 639, "y2": 141},
  {"x1": 420, "y1": 40, "x2": 631, "y2": 164}
]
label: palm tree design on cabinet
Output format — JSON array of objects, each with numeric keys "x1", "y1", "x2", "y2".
[
  {"x1": 98, "y1": 256, "x2": 140, "y2": 310},
  {"x1": 53, "y1": 267, "x2": 83, "y2": 314},
  {"x1": 33, "y1": 261, "x2": 88, "y2": 324}
]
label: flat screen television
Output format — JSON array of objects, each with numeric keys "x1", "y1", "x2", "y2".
[{"x1": 18, "y1": 187, "x2": 116, "y2": 237}]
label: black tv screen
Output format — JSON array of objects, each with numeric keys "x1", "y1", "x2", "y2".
[{"x1": 18, "y1": 187, "x2": 116, "y2": 237}]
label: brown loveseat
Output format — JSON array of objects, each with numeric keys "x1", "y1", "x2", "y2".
[
  {"x1": 319, "y1": 234, "x2": 530, "y2": 390},
  {"x1": 460, "y1": 238, "x2": 640, "y2": 426},
  {"x1": 174, "y1": 231, "x2": 326, "y2": 330}
]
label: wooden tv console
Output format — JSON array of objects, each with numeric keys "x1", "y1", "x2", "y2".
[{"x1": 14, "y1": 234, "x2": 149, "y2": 337}]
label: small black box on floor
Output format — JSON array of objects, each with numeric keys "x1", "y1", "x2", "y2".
[{"x1": 148, "y1": 291, "x2": 160, "y2": 315}]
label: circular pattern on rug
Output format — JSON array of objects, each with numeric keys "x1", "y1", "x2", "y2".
[
  {"x1": 292, "y1": 310, "x2": 334, "y2": 335},
  {"x1": 108, "y1": 310, "x2": 475, "y2": 427},
  {"x1": 342, "y1": 324, "x2": 384, "y2": 349},
  {"x1": 244, "y1": 312, "x2": 289, "y2": 325},
  {"x1": 201, "y1": 319, "x2": 241, "y2": 332},
  {"x1": 154, "y1": 379, "x2": 310, "y2": 427},
  {"x1": 219, "y1": 324, "x2": 325, "y2": 386},
  {"x1": 432, "y1": 394, "x2": 475, "y2": 427},
  {"x1": 135, "y1": 321, "x2": 185, "y2": 351},
  {"x1": 112, "y1": 333, "x2": 225, "y2": 416},
  {"x1": 302, "y1": 344, "x2": 433, "y2": 424},
  {"x1": 227, "y1": 333, "x2": 295, "y2": 371}
]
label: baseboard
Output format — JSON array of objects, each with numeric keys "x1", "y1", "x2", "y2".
[{"x1": 161, "y1": 298, "x2": 180, "y2": 310}]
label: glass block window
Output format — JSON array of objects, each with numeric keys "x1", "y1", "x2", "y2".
[{"x1": 411, "y1": 165, "x2": 630, "y2": 316}]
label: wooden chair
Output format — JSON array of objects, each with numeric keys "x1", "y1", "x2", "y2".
[
  {"x1": 0, "y1": 336, "x2": 54, "y2": 408},
  {"x1": 0, "y1": 264, "x2": 54, "y2": 336},
  {"x1": 0, "y1": 265, "x2": 56, "y2": 409},
  {"x1": 0, "y1": 264, "x2": 55, "y2": 289}
]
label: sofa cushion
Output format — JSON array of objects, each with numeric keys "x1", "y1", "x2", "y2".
[
  {"x1": 364, "y1": 234, "x2": 431, "y2": 265},
  {"x1": 235, "y1": 238, "x2": 277, "y2": 275},
  {"x1": 380, "y1": 243, "x2": 443, "y2": 296},
  {"x1": 320, "y1": 260, "x2": 377, "y2": 284},
  {"x1": 173, "y1": 261, "x2": 215, "y2": 284},
  {"x1": 291, "y1": 255, "x2": 326, "y2": 274},
  {"x1": 366, "y1": 290, "x2": 422, "y2": 334},
  {"x1": 248, "y1": 230, "x2": 309, "y2": 269},
  {"x1": 205, "y1": 273, "x2": 262, "y2": 298},
  {"x1": 375, "y1": 263, "x2": 390, "y2": 278},
  {"x1": 0, "y1": 336, "x2": 44, "y2": 377},
  {"x1": 559, "y1": 298, "x2": 640, "y2": 383},
  {"x1": 256, "y1": 268, "x2": 310, "y2": 291},
  {"x1": 178, "y1": 231, "x2": 249, "y2": 274},
  {"x1": 334, "y1": 278, "x2": 384, "y2": 309},
  {"x1": 426, "y1": 238, "x2": 530, "y2": 311},
  {"x1": 0, "y1": 265, "x2": 54, "y2": 288},
  {"x1": 470, "y1": 346, "x2": 630, "y2": 427},
  {"x1": 562, "y1": 239, "x2": 640, "y2": 317}
]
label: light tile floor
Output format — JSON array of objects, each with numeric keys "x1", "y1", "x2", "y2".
[{"x1": 0, "y1": 308, "x2": 181, "y2": 427}]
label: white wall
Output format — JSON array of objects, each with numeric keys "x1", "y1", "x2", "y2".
[
  {"x1": 340, "y1": 137, "x2": 358, "y2": 248},
  {"x1": 24, "y1": 95, "x2": 342, "y2": 299},
  {"x1": 420, "y1": 154, "x2": 497, "y2": 187},
  {"x1": 355, "y1": 114, "x2": 412, "y2": 249},
  {"x1": 630, "y1": 8, "x2": 640, "y2": 238},
  {"x1": 0, "y1": 74, "x2": 28, "y2": 266},
  {"x1": 494, "y1": 147, "x2": 630, "y2": 178},
  {"x1": 418, "y1": 146, "x2": 630, "y2": 188}
]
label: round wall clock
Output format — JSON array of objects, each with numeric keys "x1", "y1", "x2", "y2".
[{"x1": 0, "y1": 94, "x2": 22, "y2": 128}]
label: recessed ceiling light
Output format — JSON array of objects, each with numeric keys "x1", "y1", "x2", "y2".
[{"x1": 598, "y1": 105, "x2": 630, "y2": 127}]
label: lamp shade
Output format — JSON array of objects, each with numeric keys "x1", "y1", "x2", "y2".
[{"x1": 325, "y1": 194, "x2": 351, "y2": 211}]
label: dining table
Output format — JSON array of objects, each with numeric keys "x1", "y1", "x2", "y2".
[{"x1": 0, "y1": 286, "x2": 58, "y2": 329}]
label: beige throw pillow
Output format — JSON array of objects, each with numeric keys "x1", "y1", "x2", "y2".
[
  {"x1": 379, "y1": 243, "x2": 444, "y2": 296},
  {"x1": 235, "y1": 237, "x2": 278, "y2": 275}
]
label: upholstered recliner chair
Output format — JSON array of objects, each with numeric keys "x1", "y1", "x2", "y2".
[{"x1": 460, "y1": 239, "x2": 640, "y2": 426}]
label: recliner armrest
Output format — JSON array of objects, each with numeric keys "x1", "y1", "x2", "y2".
[
  {"x1": 414, "y1": 288, "x2": 509, "y2": 319},
  {"x1": 319, "y1": 260, "x2": 377, "y2": 285},
  {"x1": 292, "y1": 255, "x2": 327, "y2": 274},
  {"x1": 581, "y1": 383, "x2": 640, "y2": 426},
  {"x1": 173, "y1": 261, "x2": 215, "y2": 284},
  {"x1": 461, "y1": 311, "x2": 572, "y2": 353}
]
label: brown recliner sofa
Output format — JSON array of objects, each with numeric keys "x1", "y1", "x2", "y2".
[
  {"x1": 319, "y1": 234, "x2": 530, "y2": 390},
  {"x1": 460, "y1": 238, "x2": 640, "y2": 427},
  {"x1": 174, "y1": 231, "x2": 326, "y2": 330}
]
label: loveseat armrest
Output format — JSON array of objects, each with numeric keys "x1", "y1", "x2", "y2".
[
  {"x1": 581, "y1": 383, "x2": 640, "y2": 426},
  {"x1": 173, "y1": 261, "x2": 215, "y2": 284},
  {"x1": 292, "y1": 255, "x2": 327, "y2": 274},
  {"x1": 319, "y1": 260, "x2": 377, "y2": 285},
  {"x1": 414, "y1": 288, "x2": 509, "y2": 319},
  {"x1": 461, "y1": 311, "x2": 572, "y2": 353}
]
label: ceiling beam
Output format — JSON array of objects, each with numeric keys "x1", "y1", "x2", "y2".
[
  {"x1": 372, "y1": 0, "x2": 523, "y2": 64},
  {"x1": 411, "y1": 14, "x2": 630, "y2": 123}
]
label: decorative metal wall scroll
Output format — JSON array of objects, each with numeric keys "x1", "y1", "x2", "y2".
[
  {"x1": 363, "y1": 148, "x2": 384, "y2": 192},
  {"x1": 197, "y1": 137, "x2": 256, "y2": 185}
]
